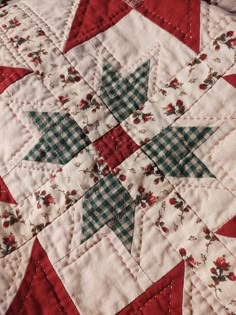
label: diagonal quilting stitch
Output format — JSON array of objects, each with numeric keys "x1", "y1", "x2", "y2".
[
  {"x1": 131, "y1": 281, "x2": 173, "y2": 315},
  {"x1": 139, "y1": 3, "x2": 192, "y2": 39}
]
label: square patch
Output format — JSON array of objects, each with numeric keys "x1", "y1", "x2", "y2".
[{"x1": 93, "y1": 124, "x2": 139, "y2": 169}]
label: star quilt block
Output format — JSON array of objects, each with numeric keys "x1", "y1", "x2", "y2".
[{"x1": 0, "y1": 0, "x2": 235, "y2": 314}]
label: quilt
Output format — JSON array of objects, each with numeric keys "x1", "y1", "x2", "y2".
[{"x1": 0, "y1": 0, "x2": 236, "y2": 314}]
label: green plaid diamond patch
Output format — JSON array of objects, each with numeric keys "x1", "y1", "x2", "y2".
[
  {"x1": 143, "y1": 126, "x2": 216, "y2": 178},
  {"x1": 24, "y1": 112, "x2": 90, "y2": 165},
  {"x1": 101, "y1": 61, "x2": 150, "y2": 121},
  {"x1": 81, "y1": 173, "x2": 134, "y2": 250}
]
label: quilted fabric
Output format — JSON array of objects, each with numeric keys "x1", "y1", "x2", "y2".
[{"x1": 0, "y1": 0, "x2": 235, "y2": 314}]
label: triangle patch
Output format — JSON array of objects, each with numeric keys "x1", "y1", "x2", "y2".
[
  {"x1": 223, "y1": 74, "x2": 236, "y2": 88},
  {"x1": 64, "y1": 0, "x2": 131, "y2": 52},
  {"x1": 6, "y1": 239, "x2": 80, "y2": 315},
  {"x1": 101, "y1": 61, "x2": 150, "y2": 121},
  {"x1": 0, "y1": 66, "x2": 32, "y2": 94},
  {"x1": 0, "y1": 177, "x2": 17, "y2": 205},
  {"x1": 117, "y1": 261, "x2": 184, "y2": 314},
  {"x1": 215, "y1": 215, "x2": 236, "y2": 238},
  {"x1": 143, "y1": 127, "x2": 215, "y2": 178},
  {"x1": 107, "y1": 204, "x2": 135, "y2": 252},
  {"x1": 136, "y1": 0, "x2": 201, "y2": 53},
  {"x1": 24, "y1": 111, "x2": 90, "y2": 165}
]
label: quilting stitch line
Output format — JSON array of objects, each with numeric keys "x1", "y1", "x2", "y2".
[{"x1": 0, "y1": 3, "x2": 234, "y2": 264}]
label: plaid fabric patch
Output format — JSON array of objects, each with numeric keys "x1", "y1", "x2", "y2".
[
  {"x1": 81, "y1": 173, "x2": 134, "y2": 244},
  {"x1": 25, "y1": 138, "x2": 63, "y2": 164},
  {"x1": 101, "y1": 61, "x2": 150, "y2": 121},
  {"x1": 173, "y1": 127, "x2": 215, "y2": 150},
  {"x1": 24, "y1": 112, "x2": 90, "y2": 165},
  {"x1": 143, "y1": 126, "x2": 215, "y2": 178},
  {"x1": 175, "y1": 153, "x2": 214, "y2": 178},
  {"x1": 107, "y1": 204, "x2": 135, "y2": 252}
]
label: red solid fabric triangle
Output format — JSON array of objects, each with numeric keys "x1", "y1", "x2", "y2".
[
  {"x1": 223, "y1": 74, "x2": 236, "y2": 88},
  {"x1": 6, "y1": 239, "x2": 80, "y2": 315},
  {"x1": 216, "y1": 216, "x2": 236, "y2": 238},
  {"x1": 117, "y1": 261, "x2": 185, "y2": 315},
  {"x1": 0, "y1": 176, "x2": 17, "y2": 204},
  {"x1": 0, "y1": 66, "x2": 32, "y2": 94},
  {"x1": 136, "y1": 0, "x2": 201, "y2": 53},
  {"x1": 64, "y1": 0, "x2": 131, "y2": 53}
]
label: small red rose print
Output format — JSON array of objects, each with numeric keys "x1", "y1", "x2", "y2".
[
  {"x1": 213, "y1": 31, "x2": 236, "y2": 50},
  {"x1": 162, "y1": 227, "x2": 169, "y2": 233},
  {"x1": 2, "y1": 17, "x2": 20, "y2": 30},
  {"x1": 179, "y1": 248, "x2": 186, "y2": 256},
  {"x1": 59, "y1": 95, "x2": 69, "y2": 104},
  {"x1": 35, "y1": 70, "x2": 45, "y2": 80},
  {"x1": 228, "y1": 272, "x2": 236, "y2": 281},
  {"x1": 199, "y1": 53, "x2": 207, "y2": 60},
  {"x1": 135, "y1": 186, "x2": 157, "y2": 208},
  {"x1": 156, "y1": 202, "x2": 169, "y2": 233},
  {"x1": 119, "y1": 174, "x2": 126, "y2": 181},
  {"x1": 112, "y1": 167, "x2": 121, "y2": 175},
  {"x1": 35, "y1": 191, "x2": 55, "y2": 209},
  {"x1": 146, "y1": 193, "x2": 156, "y2": 205},
  {"x1": 227, "y1": 38, "x2": 236, "y2": 47},
  {"x1": 199, "y1": 84, "x2": 207, "y2": 90},
  {"x1": 101, "y1": 166, "x2": 110, "y2": 176},
  {"x1": 199, "y1": 66, "x2": 220, "y2": 90},
  {"x1": 79, "y1": 99, "x2": 89, "y2": 110},
  {"x1": 210, "y1": 267, "x2": 217, "y2": 274},
  {"x1": 176, "y1": 99, "x2": 183, "y2": 106},
  {"x1": 3, "y1": 221, "x2": 8, "y2": 228},
  {"x1": 227, "y1": 31, "x2": 234, "y2": 37},
  {"x1": 37, "y1": 29, "x2": 45, "y2": 36},
  {"x1": 78, "y1": 94, "x2": 101, "y2": 112},
  {"x1": 188, "y1": 53, "x2": 208, "y2": 74},
  {"x1": 43, "y1": 194, "x2": 55, "y2": 207},
  {"x1": 10, "y1": 35, "x2": 30, "y2": 49},
  {"x1": 31, "y1": 222, "x2": 49, "y2": 237},
  {"x1": 178, "y1": 248, "x2": 199, "y2": 269},
  {"x1": 203, "y1": 226, "x2": 218, "y2": 252},
  {"x1": 142, "y1": 163, "x2": 164, "y2": 185},
  {"x1": 209, "y1": 255, "x2": 236, "y2": 298},
  {"x1": 187, "y1": 255, "x2": 197, "y2": 268},
  {"x1": 132, "y1": 105, "x2": 155, "y2": 125},
  {"x1": 164, "y1": 103, "x2": 175, "y2": 115},
  {"x1": 60, "y1": 67, "x2": 81, "y2": 87},
  {"x1": 138, "y1": 186, "x2": 145, "y2": 193},
  {"x1": 27, "y1": 46, "x2": 48, "y2": 65},
  {"x1": 75, "y1": 158, "x2": 108, "y2": 185},
  {"x1": 0, "y1": 209, "x2": 24, "y2": 228},
  {"x1": 165, "y1": 78, "x2": 183, "y2": 89},
  {"x1": 215, "y1": 256, "x2": 229, "y2": 269},
  {"x1": 203, "y1": 226, "x2": 210, "y2": 234},
  {"x1": 160, "y1": 88, "x2": 167, "y2": 96},
  {"x1": 163, "y1": 99, "x2": 185, "y2": 116},
  {"x1": 144, "y1": 164, "x2": 154, "y2": 175},
  {"x1": 58, "y1": 189, "x2": 78, "y2": 210},
  {"x1": 0, "y1": 232, "x2": 17, "y2": 256},
  {"x1": 169, "y1": 193, "x2": 190, "y2": 224},
  {"x1": 169, "y1": 197, "x2": 176, "y2": 205}
]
